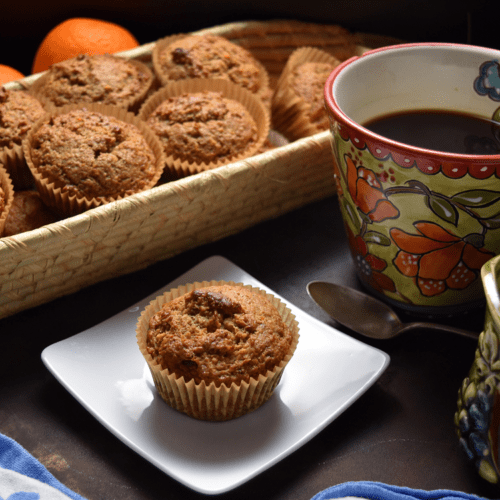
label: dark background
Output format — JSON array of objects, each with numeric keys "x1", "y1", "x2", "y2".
[
  {"x1": 1, "y1": 0, "x2": 497, "y2": 77},
  {"x1": 1, "y1": 2, "x2": 500, "y2": 499}
]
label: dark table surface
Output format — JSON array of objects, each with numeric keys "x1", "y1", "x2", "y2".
[{"x1": 0, "y1": 193, "x2": 497, "y2": 500}]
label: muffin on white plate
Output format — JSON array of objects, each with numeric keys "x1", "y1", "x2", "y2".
[{"x1": 136, "y1": 281, "x2": 300, "y2": 421}]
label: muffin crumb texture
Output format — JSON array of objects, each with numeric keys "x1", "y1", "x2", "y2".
[
  {"x1": 146, "y1": 285, "x2": 293, "y2": 387},
  {"x1": 147, "y1": 91, "x2": 258, "y2": 164},
  {"x1": 0, "y1": 88, "x2": 46, "y2": 148},
  {"x1": 4, "y1": 190, "x2": 58, "y2": 236},
  {"x1": 31, "y1": 109, "x2": 157, "y2": 199},
  {"x1": 36, "y1": 54, "x2": 152, "y2": 107},
  {"x1": 158, "y1": 35, "x2": 263, "y2": 93},
  {"x1": 291, "y1": 61, "x2": 338, "y2": 130}
]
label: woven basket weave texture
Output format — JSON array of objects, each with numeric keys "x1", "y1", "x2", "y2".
[{"x1": 0, "y1": 19, "x2": 362, "y2": 319}]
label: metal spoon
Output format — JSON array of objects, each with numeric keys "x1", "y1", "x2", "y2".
[{"x1": 306, "y1": 281, "x2": 480, "y2": 340}]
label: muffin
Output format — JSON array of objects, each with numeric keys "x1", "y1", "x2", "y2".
[
  {"x1": 0, "y1": 88, "x2": 46, "y2": 189},
  {"x1": 138, "y1": 78, "x2": 270, "y2": 177},
  {"x1": 272, "y1": 47, "x2": 341, "y2": 140},
  {"x1": 147, "y1": 90, "x2": 257, "y2": 164},
  {"x1": 3, "y1": 190, "x2": 59, "y2": 236},
  {"x1": 0, "y1": 88, "x2": 46, "y2": 149},
  {"x1": 152, "y1": 34, "x2": 272, "y2": 107},
  {"x1": 136, "y1": 281, "x2": 299, "y2": 421},
  {"x1": 29, "y1": 54, "x2": 154, "y2": 112},
  {"x1": 23, "y1": 104, "x2": 165, "y2": 215},
  {"x1": 0, "y1": 160, "x2": 14, "y2": 237}
]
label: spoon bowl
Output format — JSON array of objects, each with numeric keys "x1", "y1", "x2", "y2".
[{"x1": 306, "y1": 281, "x2": 479, "y2": 340}]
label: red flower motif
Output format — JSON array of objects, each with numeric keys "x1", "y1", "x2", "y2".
[
  {"x1": 345, "y1": 154, "x2": 399, "y2": 222},
  {"x1": 346, "y1": 225, "x2": 396, "y2": 294},
  {"x1": 390, "y1": 222, "x2": 495, "y2": 297}
]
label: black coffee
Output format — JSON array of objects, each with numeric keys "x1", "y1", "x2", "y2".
[{"x1": 363, "y1": 109, "x2": 500, "y2": 155}]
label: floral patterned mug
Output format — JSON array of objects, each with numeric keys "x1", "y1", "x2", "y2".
[{"x1": 324, "y1": 43, "x2": 500, "y2": 315}]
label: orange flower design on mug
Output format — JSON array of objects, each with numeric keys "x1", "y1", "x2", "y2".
[
  {"x1": 390, "y1": 222, "x2": 494, "y2": 297},
  {"x1": 346, "y1": 155, "x2": 399, "y2": 222}
]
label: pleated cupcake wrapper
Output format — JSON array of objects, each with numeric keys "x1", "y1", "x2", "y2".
[
  {"x1": 28, "y1": 57, "x2": 155, "y2": 113},
  {"x1": 22, "y1": 102, "x2": 166, "y2": 217},
  {"x1": 148, "y1": 361, "x2": 285, "y2": 421},
  {"x1": 1, "y1": 144, "x2": 35, "y2": 190},
  {"x1": 0, "y1": 19, "x2": 362, "y2": 320},
  {"x1": 136, "y1": 280, "x2": 300, "y2": 421},
  {"x1": 0, "y1": 156, "x2": 15, "y2": 236},
  {"x1": 151, "y1": 33, "x2": 272, "y2": 106},
  {"x1": 138, "y1": 78, "x2": 270, "y2": 177},
  {"x1": 0, "y1": 90, "x2": 48, "y2": 191},
  {"x1": 272, "y1": 46, "x2": 341, "y2": 141}
]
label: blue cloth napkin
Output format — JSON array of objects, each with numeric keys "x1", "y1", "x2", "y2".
[
  {"x1": 311, "y1": 481, "x2": 492, "y2": 500},
  {"x1": 0, "y1": 436, "x2": 492, "y2": 500},
  {"x1": 0, "y1": 433, "x2": 87, "y2": 500}
]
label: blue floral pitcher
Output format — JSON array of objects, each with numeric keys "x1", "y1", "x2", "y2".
[{"x1": 456, "y1": 254, "x2": 500, "y2": 484}]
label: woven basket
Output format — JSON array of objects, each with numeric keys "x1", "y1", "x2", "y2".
[{"x1": 0, "y1": 19, "x2": 370, "y2": 319}]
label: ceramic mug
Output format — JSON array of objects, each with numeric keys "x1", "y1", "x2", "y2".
[{"x1": 324, "y1": 43, "x2": 500, "y2": 315}]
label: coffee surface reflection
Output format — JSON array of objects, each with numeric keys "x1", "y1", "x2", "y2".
[{"x1": 363, "y1": 110, "x2": 500, "y2": 155}]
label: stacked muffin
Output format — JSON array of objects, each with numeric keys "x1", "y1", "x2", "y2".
[
  {"x1": 29, "y1": 54, "x2": 154, "y2": 111},
  {"x1": 24, "y1": 105, "x2": 164, "y2": 216},
  {"x1": 0, "y1": 152, "x2": 14, "y2": 236},
  {"x1": 0, "y1": 87, "x2": 46, "y2": 189},
  {"x1": 142, "y1": 34, "x2": 271, "y2": 176},
  {"x1": 0, "y1": 88, "x2": 46, "y2": 149},
  {"x1": 272, "y1": 47, "x2": 341, "y2": 140},
  {"x1": 152, "y1": 34, "x2": 272, "y2": 107},
  {"x1": 0, "y1": 28, "x2": 352, "y2": 236},
  {"x1": 14, "y1": 34, "x2": 275, "y2": 220},
  {"x1": 138, "y1": 78, "x2": 269, "y2": 176},
  {"x1": 3, "y1": 189, "x2": 59, "y2": 236}
]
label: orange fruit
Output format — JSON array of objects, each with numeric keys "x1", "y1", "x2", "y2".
[
  {"x1": 32, "y1": 17, "x2": 140, "y2": 74},
  {"x1": 0, "y1": 65, "x2": 25, "y2": 85}
]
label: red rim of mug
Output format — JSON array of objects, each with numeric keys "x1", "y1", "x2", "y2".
[{"x1": 324, "y1": 42, "x2": 500, "y2": 163}]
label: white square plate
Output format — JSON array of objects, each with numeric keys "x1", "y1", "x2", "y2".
[{"x1": 42, "y1": 255, "x2": 390, "y2": 495}]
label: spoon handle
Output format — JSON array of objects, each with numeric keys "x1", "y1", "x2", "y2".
[{"x1": 399, "y1": 322, "x2": 480, "y2": 340}]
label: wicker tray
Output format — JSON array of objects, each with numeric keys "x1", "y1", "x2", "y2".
[{"x1": 0, "y1": 19, "x2": 373, "y2": 319}]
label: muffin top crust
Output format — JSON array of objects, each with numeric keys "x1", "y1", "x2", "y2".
[
  {"x1": 290, "y1": 61, "x2": 338, "y2": 130},
  {"x1": 146, "y1": 285, "x2": 294, "y2": 387},
  {"x1": 157, "y1": 34, "x2": 265, "y2": 94},
  {"x1": 35, "y1": 54, "x2": 152, "y2": 107},
  {"x1": 30, "y1": 108, "x2": 157, "y2": 199},
  {"x1": 146, "y1": 90, "x2": 258, "y2": 164},
  {"x1": 3, "y1": 190, "x2": 58, "y2": 236},
  {"x1": 0, "y1": 88, "x2": 45, "y2": 148}
]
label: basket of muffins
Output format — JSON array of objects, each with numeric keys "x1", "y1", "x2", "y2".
[
  {"x1": 136, "y1": 281, "x2": 300, "y2": 421},
  {"x1": 0, "y1": 19, "x2": 365, "y2": 319}
]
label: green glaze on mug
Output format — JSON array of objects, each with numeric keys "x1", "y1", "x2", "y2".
[
  {"x1": 324, "y1": 43, "x2": 500, "y2": 314},
  {"x1": 330, "y1": 122, "x2": 497, "y2": 312},
  {"x1": 455, "y1": 254, "x2": 500, "y2": 484}
]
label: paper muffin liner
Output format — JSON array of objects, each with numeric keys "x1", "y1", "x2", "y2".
[
  {"x1": 22, "y1": 102, "x2": 166, "y2": 217},
  {"x1": 271, "y1": 46, "x2": 341, "y2": 141},
  {"x1": 1, "y1": 144, "x2": 36, "y2": 190},
  {"x1": 138, "y1": 78, "x2": 270, "y2": 177},
  {"x1": 29, "y1": 56, "x2": 155, "y2": 113},
  {"x1": 0, "y1": 155, "x2": 15, "y2": 237},
  {"x1": 0, "y1": 90, "x2": 47, "y2": 190},
  {"x1": 136, "y1": 280, "x2": 300, "y2": 421},
  {"x1": 152, "y1": 33, "x2": 272, "y2": 107}
]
